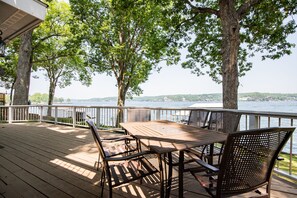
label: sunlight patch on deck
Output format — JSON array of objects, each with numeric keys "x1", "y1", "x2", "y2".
[
  {"x1": 50, "y1": 158, "x2": 96, "y2": 179},
  {"x1": 118, "y1": 184, "x2": 146, "y2": 197},
  {"x1": 76, "y1": 135, "x2": 87, "y2": 139}
]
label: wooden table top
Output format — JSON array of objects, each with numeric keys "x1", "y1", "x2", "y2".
[{"x1": 120, "y1": 120, "x2": 228, "y2": 154}]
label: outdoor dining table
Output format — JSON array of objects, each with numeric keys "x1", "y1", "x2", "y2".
[{"x1": 120, "y1": 120, "x2": 228, "y2": 198}]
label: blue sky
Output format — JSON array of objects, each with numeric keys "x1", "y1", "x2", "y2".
[
  {"x1": 26, "y1": 30, "x2": 297, "y2": 100},
  {"x1": 28, "y1": 38, "x2": 297, "y2": 100}
]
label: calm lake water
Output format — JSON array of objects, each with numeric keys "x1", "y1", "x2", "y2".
[
  {"x1": 72, "y1": 100, "x2": 297, "y2": 113},
  {"x1": 71, "y1": 100, "x2": 297, "y2": 153}
]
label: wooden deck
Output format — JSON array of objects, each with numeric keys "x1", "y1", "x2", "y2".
[{"x1": 0, "y1": 123, "x2": 296, "y2": 198}]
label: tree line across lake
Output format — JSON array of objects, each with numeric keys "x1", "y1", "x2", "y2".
[
  {"x1": 74, "y1": 93, "x2": 297, "y2": 103},
  {"x1": 3, "y1": 92, "x2": 293, "y2": 105}
]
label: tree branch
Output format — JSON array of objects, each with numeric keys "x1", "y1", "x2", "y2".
[
  {"x1": 32, "y1": 53, "x2": 73, "y2": 64},
  {"x1": 237, "y1": 0, "x2": 262, "y2": 18},
  {"x1": 168, "y1": 13, "x2": 198, "y2": 42},
  {"x1": 33, "y1": 33, "x2": 65, "y2": 50},
  {"x1": 184, "y1": 0, "x2": 219, "y2": 16}
]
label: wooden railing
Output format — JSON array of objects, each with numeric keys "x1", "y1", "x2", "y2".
[{"x1": 1, "y1": 104, "x2": 296, "y2": 180}]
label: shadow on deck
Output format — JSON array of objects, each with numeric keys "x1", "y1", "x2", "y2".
[{"x1": 0, "y1": 123, "x2": 296, "y2": 198}]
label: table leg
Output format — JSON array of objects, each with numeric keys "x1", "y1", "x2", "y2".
[
  {"x1": 179, "y1": 150, "x2": 184, "y2": 198},
  {"x1": 166, "y1": 153, "x2": 173, "y2": 198},
  {"x1": 209, "y1": 143, "x2": 214, "y2": 165},
  {"x1": 158, "y1": 154, "x2": 165, "y2": 198}
]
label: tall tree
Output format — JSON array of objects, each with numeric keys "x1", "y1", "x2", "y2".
[
  {"x1": 33, "y1": 0, "x2": 91, "y2": 111},
  {"x1": 13, "y1": 30, "x2": 34, "y2": 105},
  {"x1": 163, "y1": 0, "x2": 297, "y2": 109},
  {"x1": 69, "y1": 0, "x2": 179, "y2": 110}
]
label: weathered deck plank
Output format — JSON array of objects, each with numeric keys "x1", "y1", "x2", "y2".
[{"x1": 0, "y1": 123, "x2": 296, "y2": 198}]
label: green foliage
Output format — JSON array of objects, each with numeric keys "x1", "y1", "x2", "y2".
[
  {"x1": 32, "y1": 0, "x2": 92, "y2": 104},
  {"x1": 161, "y1": 0, "x2": 297, "y2": 83},
  {"x1": 279, "y1": 153, "x2": 297, "y2": 177},
  {"x1": 29, "y1": 92, "x2": 65, "y2": 104},
  {"x1": 69, "y1": 0, "x2": 179, "y2": 105},
  {"x1": 0, "y1": 39, "x2": 20, "y2": 90},
  {"x1": 242, "y1": 0, "x2": 297, "y2": 60}
]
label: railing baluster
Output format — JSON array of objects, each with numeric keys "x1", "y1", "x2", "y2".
[{"x1": 290, "y1": 119, "x2": 293, "y2": 175}]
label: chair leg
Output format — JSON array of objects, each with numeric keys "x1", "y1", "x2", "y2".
[
  {"x1": 100, "y1": 171, "x2": 105, "y2": 198},
  {"x1": 267, "y1": 180, "x2": 271, "y2": 198},
  {"x1": 106, "y1": 169, "x2": 113, "y2": 198},
  {"x1": 100, "y1": 170, "x2": 105, "y2": 186},
  {"x1": 96, "y1": 154, "x2": 101, "y2": 170}
]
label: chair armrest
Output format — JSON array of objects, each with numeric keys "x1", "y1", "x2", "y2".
[
  {"x1": 101, "y1": 135, "x2": 135, "y2": 142},
  {"x1": 105, "y1": 150, "x2": 153, "y2": 161},
  {"x1": 98, "y1": 128, "x2": 125, "y2": 133},
  {"x1": 195, "y1": 158, "x2": 219, "y2": 173}
]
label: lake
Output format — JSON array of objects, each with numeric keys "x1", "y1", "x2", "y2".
[
  {"x1": 72, "y1": 100, "x2": 297, "y2": 113},
  {"x1": 70, "y1": 100, "x2": 297, "y2": 154}
]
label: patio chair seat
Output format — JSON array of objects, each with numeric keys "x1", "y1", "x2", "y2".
[
  {"x1": 93, "y1": 131, "x2": 138, "y2": 170},
  {"x1": 107, "y1": 156, "x2": 158, "y2": 187}
]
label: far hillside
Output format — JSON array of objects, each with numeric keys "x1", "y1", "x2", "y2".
[{"x1": 72, "y1": 92, "x2": 297, "y2": 103}]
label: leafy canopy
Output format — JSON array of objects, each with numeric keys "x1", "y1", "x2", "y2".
[
  {"x1": 161, "y1": 0, "x2": 297, "y2": 83},
  {"x1": 70, "y1": 0, "x2": 179, "y2": 99},
  {"x1": 33, "y1": 0, "x2": 91, "y2": 89}
]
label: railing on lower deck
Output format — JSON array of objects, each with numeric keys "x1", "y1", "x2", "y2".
[{"x1": 1, "y1": 104, "x2": 296, "y2": 180}]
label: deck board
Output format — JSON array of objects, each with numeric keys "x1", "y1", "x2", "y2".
[{"x1": 0, "y1": 123, "x2": 297, "y2": 198}]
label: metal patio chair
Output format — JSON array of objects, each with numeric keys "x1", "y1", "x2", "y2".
[
  {"x1": 86, "y1": 119, "x2": 138, "y2": 170},
  {"x1": 189, "y1": 111, "x2": 242, "y2": 164},
  {"x1": 189, "y1": 127, "x2": 295, "y2": 198},
  {"x1": 187, "y1": 109, "x2": 210, "y2": 128},
  {"x1": 86, "y1": 120, "x2": 161, "y2": 198}
]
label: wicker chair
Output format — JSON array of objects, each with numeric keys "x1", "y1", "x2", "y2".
[
  {"x1": 86, "y1": 120, "x2": 161, "y2": 198},
  {"x1": 189, "y1": 127, "x2": 295, "y2": 198}
]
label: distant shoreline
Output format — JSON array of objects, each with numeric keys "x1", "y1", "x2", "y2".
[{"x1": 71, "y1": 92, "x2": 297, "y2": 103}]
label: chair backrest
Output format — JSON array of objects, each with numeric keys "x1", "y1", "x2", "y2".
[
  {"x1": 86, "y1": 120, "x2": 106, "y2": 159},
  {"x1": 208, "y1": 111, "x2": 241, "y2": 133},
  {"x1": 127, "y1": 109, "x2": 151, "y2": 122},
  {"x1": 187, "y1": 109, "x2": 210, "y2": 128},
  {"x1": 217, "y1": 127, "x2": 295, "y2": 196}
]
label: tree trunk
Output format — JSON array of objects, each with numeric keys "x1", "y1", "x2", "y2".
[
  {"x1": 219, "y1": 1, "x2": 240, "y2": 109},
  {"x1": 116, "y1": 84, "x2": 126, "y2": 126},
  {"x1": 47, "y1": 81, "x2": 56, "y2": 116},
  {"x1": 48, "y1": 81, "x2": 56, "y2": 106},
  {"x1": 13, "y1": 30, "x2": 34, "y2": 105}
]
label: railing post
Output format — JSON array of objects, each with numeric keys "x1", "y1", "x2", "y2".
[
  {"x1": 39, "y1": 106, "x2": 43, "y2": 123},
  {"x1": 249, "y1": 115, "x2": 259, "y2": 129},
  {"x1": 73, "y1": 106, "x2": 76, "y2": 128},
  {"x1": 8, "y1": 105, "x2": 13, "y2": 123},
  {"x1": 55, "y1": 106, "x2": 58, "y2": 124},
  {"x1": 96, "y1": 107, "x2": 100, "y2": 128},
  {"x1": 156, "y1": 109, "x2": 161, "y2": 120}
]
